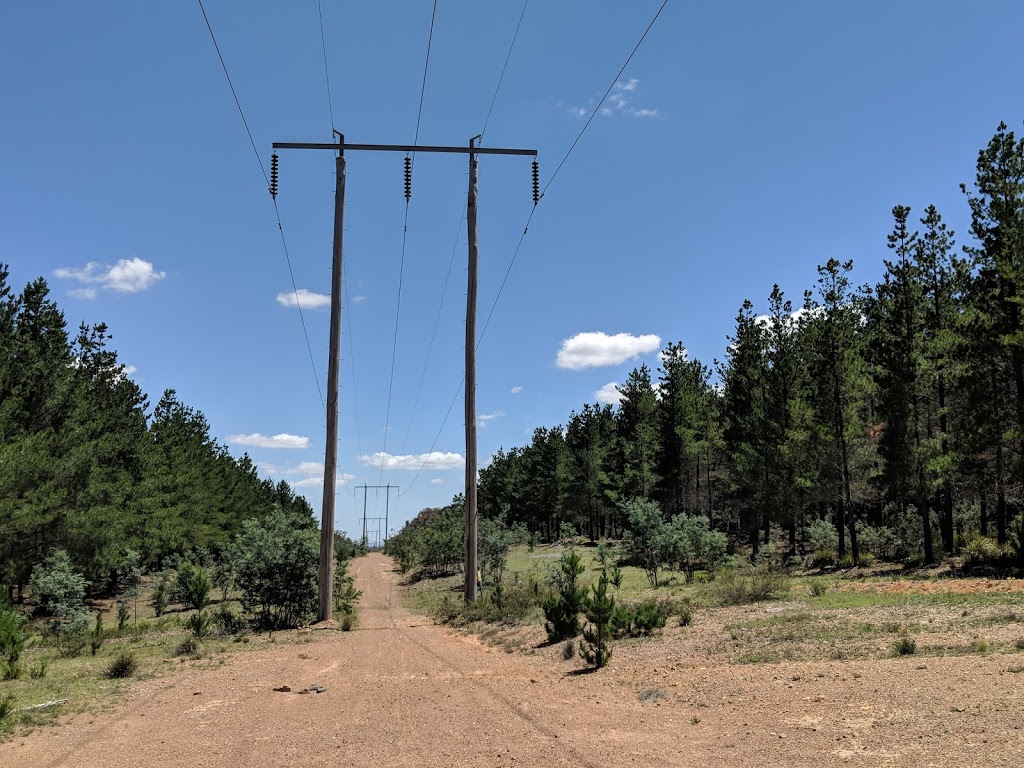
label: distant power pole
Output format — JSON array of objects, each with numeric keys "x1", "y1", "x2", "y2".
[
  {"x1": 356, "y1": 484, "x2": 398, "y2": 548},
  {"x1": 272, "y1": 134, "x2": 536, "y2": 613}
]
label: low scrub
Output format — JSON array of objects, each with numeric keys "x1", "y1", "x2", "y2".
[
  {"x1": 104, "y1": 650, "x2": 138, "y2": 679},
  {"x1": 712, "y1": 567, "x2": 790, "y2": 606}
]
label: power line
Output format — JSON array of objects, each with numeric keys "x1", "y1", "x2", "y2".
[
  {"x1": 479, "y1": 0, "x2": 670, "y2": 346},
  {"x1": 398, "y1": 0, "x2": 530, "y2": 462},
  {"x1": 378, "y1": 0, "x2": 439, "y2": 485},
  {"x1": 481, "y1": 0, "x2": 530, "y2": 143},
  {"x1": 196, "y1": 0, "x2": 326, "y2": 416},
  {"x1": 316, "y1": 0, "x2": 336, "y2": 134}
]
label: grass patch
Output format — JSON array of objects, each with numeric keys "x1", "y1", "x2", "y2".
[
  {"x1": 894, "y1": 635, "x2": 917, "y2": 656},
  {"x1": 104, "y1": 650, "x2": 138, "y2": 679}
]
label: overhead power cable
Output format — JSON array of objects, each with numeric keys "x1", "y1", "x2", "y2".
[
  {"x1": 398, "y1": 0, "x2": 531, "y2": 472},
  {"x1": 478, "y1": 0, "x2": 670, "y2": 345},
  {"x1": 378, "y1": 0, "x2": 439, "y2": 485}
]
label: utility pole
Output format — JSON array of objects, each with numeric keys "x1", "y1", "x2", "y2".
[
  {"x1": 272, "y1": 134, "x2": 536, "y2": 611},
  {"x1": 464, "y1": 136, "x2": 480, "y2": 603},
  {"x1": 356, "y1": 484, "x2": 398, "y2": 548}
]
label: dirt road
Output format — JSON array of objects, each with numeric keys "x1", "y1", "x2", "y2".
[{"x1": 4, "y1": 553, "x2": 1023, "y2": 767}]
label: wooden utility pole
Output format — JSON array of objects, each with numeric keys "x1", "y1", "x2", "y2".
[
  {"x1": 464, "y1": 136, "x2": 481, "y2": 603},
  {"x1": 318, "y1": 146, "x2": 346, "y2": 622},
  {"x1": 272, "y1": 134, "x2": 535, "y2": 613}
]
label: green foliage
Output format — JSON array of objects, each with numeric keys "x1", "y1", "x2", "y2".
[
  {"x1": 186, "y1": 611, "x2": 211, "y2": 639},
  {"x1": 28, "y1": 550, "x2": 88, "y2": 621},
  {"x1": 0, "y1": 600, "x2": 26, "y2": 678},
  {"x1": 386, "y1": 500, "x2": 463, "y2": 576},
  {"x1": 542, "y1": 549, "x2": 587, "y2": 642},
  {"x1": 104, "y1": 649, "x2": 138, "y2": 678},
  {"x1": 479, "y1": 518, "x2": 516, "y2": 584},
  {"x1": 894, "y1": 635, "x2": 917, "y2": 656},
  {"x1": 808, "y1": 579, "x2": 831, "y2": 597},
  {"x1": 90, "y1": 610, "x2": 104, "y2": 655},
  {"x1": 29, "y1": 659, "x2": 47, "y2": 679},
  {"x1": 229, "y1": 505, "x2": 319, "y2": 630},
  {"x1": 579, "y1": 570, "x2": 615, "y2": 669},
  {"x1": 333, "y1": 559, "x2": 361, "y2": 619},
  {"x1": 621, "y1": 498, "x2": 672, "y2": 587},
  {"x1": 116, "y1": 600, "x2": 130, "y2": 632},
  {"x1": 174, "y1": 636, "x2": 199, "y2": 658},
  {"x1": 562, "y1": 638, "x2": 576, "y2": 660},
  {"x1": 0, "y1": 693, "x2": 15, "y2": 725},
  {"x1": 151, "y1": 573, "x2": 169, "y2": 617},
  {"x1": 611, "y1": 600, "x2": 667, "y2": 638},
  {"x1": 712, "y1": 568, "x2": 790, "y2": 606},
  {"x1": 670, "y1": 513, "x2": 728, "y2": 578},
  {"x1": 211, "y1": 603, "x2": 245, "y2": 636}
]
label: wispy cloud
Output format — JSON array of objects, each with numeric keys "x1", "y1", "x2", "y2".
[
  {"x1": 478, "y1": 411, "x2": 505, "y2": 427},
  {"x1": 510, "y1": 386, "x2": 523, "y2": 394},
  {"x1": 357, "y1": 451, "x2": 464, "y2": 471},
  {"x1": 556, "y1": 331, "x2": 661, "y2": 370},
  {"x1": 594, "y1": 382, "x2": 623, "y2": 405},
  {"x1": 568, "y1": 78, "x2": 658, "y2": 119},
  {"x1": 226, "y1": 432, "x2": 311, "y2": 450},
  {"x1": 293, "y1": 472, "x2": 355, "y2": 488},
  {"x1": 276, "y1": 289, "x2": 330, "y2": 309},
  {"x1": 55, "y1": 258, "x2": 165, "y2": 295},
  {"x1": 430, "y1": 478, "x2": 444, "y2": 485},
  {"x1": 352, "y1": 294, "x2": 367, "y2": 304}
]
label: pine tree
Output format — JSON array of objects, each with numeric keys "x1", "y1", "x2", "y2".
[{"x1": 579, "y1": 569, "x2": 615, "y2": 669}]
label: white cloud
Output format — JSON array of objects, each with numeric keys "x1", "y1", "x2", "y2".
[
  {"x1": 478, "y1": 411, "x2": 504, "y2": 427},
  {"x1": 293, "y1": 472, "x2": 355, "y2": 488},
  {"x1": 226, "y1": 432, "x2": 311, "y2": 450},
  {"x1": 70, "y1": 287, "x2": 97, "y2": 300},
  {"x1": 556, "y1": 331, "x2": 661, "y2": 370},
  {"x1": 121, "y1": 365, "x2": 137, "y2": 377},
  {"x1": 55, "y1": 258, "x2": 165, "y2": 294},
  {"x1": 510, "y1": 386, "x2": 523, "y2": 394},
  {"x1": 594, "y1": 382, "x2": 623, "y2": 405},
  {"x1": 358, "y1": 451, "x2": 464, "y2": 471},
  {"x1": 276, "y1": 288, "x2": 330, "y2": 309},
  {"x1": 352, "y1": 294, "x2": 366, "y2": 304},
  {"x1": 595, "y1": 79, "x2": 658, "y2": 118},
  {"x1": 430, "y1": 478, "x2": 444, "y2": 485}
]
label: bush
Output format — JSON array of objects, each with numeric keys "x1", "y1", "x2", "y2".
[
  {"x1": 212, "y1": 604, "x2": 245, "y2": 636},
  {"x1": 174, "y1": 636, "x2": 200, "y2": 658},
  {"x1": 29, "y1": 550, "x2": 88, "y2": 621},
  {"x1": 0, "y1": 693, "x2": 14, "y2": 726},
  {"x1": 808, "y1": 579, "x2": 830, "y2": 597},
  {"x1": 29, "y1": 660, "x2": 47, "y2": 679},
  {"x1": 90, "y1": 611, "x2": 104, "y2": 656},
  {"x1": 894, "y1": 635, "x2": 917, "y2": 656},
  {"x1": 621, "y1": 498, "x2": 673, "y2": 588},
  {"x1": 187, "y1": 612, "x2": 211, "y2": 640},
  {"x1": 151, "y1": 573, "x2": 170, "y2": 617},
  {"x1": 542, "y1": 549, "x2": 587, "y2": 643},
  {"x1": 46, "y1": 613, "x2": 91, "y2": 658},
  {"x1": 104, "y1": 650, "x2": 138, "y2": 678},
  {"x1": 579, "y1": 571, "x2": 615, "y2": 669},
  {"x1": 962, "y1": 533, "x2": 1007, "y2": 569},
  {"x1": 678, "y1": 605, "x2": 693, "y2": 626},
  {"x1": 229, "y1": 506, "x2": 320, "y2": 630},
  {"x1": 562, "y1": 639, "x2": 576, "y2": 660},
  {"x1": 712, "y1": 567, "x2": 790, "y2": 606},
  {"x1": 805, "y1": 519, "x2": 839, "y2": 553},
  {"x1": 0, "y1": 600, "x2": 26, "y2": 679},
  {"x1": 633, "y1": 601, "x2": 667, "y2": 635}
]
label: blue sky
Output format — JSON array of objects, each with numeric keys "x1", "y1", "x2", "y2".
[{"x1": 3, "y1": 1, "x2": 1023, "y2": 538}]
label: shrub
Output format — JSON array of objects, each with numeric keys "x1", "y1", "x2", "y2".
[
  {"x1": 542, "y1": 549, "x2": 586, "y2": 643},
  {"x1": 150, "y1": 573, "x2": 170, "y2": 617},
  {"x1": 562, "y1": 639, "x2": 576, "y2": 660},
  {"x1": 340, "y1": 613, "x2": 356, "y2": 632},
  {"x1": 90, "y1": 611, "x2": 104, "y2": 656},
  {"x1": 609, "y1": 567, "x2": 624, "y2": 589},
  {"x1": 47, "y1": 613, "x2": 91, "y2": 658},
  {"x1": 579, "y1": 571, "x2": 615, "y2": 669},
  {"x1": 116, "y1": 600, "x2": 130, "y2": 632},
  {"x1": 0, "y1": 693, "x2": 15, "y2": 726},
  {"x1": 808, "y1": 579, "x2": 830, "y2": 597},
  {"x1": 174, "y1": 636, "x2": 200, "y2": 657},
  {"x1": 29, "y1": 660, "x2": 47, "y2": 679},
  {"x1": 806, "y1": 548, "x2": 837, "y2": 569},
  {"x1": 805, "y1": 519, "x2": 839, "y2": 553},
  {"x1": 104, "y1": 650, "x2": 138, "y2": 678},
  {"x1": 187, "y1": 612, "x2": 211, "y2": 640},
  {"x1": 678, "y1": 605, "x2": 693, "y2": 627},
  {"x1": 713, "y1": 567, "x2": 790, "y2": 606},
  {"x1": 0, "y1": 600, "x2": 26, "y2": 679},
  {"x1": 212, "y1": 604, "x2": 245, "y2": 636},
  {"x1": 894, "y1": 635, "x2": 917, "y2": 656},
  {"x1": 621, "y1": 498, "x2": 673, "y2": 587},
  {"x1": 671, "y1": 514, "x2": 728, "y2": 578},
  {"x1": 632, "y1": 601, "x2": 667, "y2": 635},
  {"x1": 229, "y1": 505, "x2": 320, "y2": 629},
  {"x1": 28, "y1": 550, "x2": 88, "y2": 621},
  {"x1": 962, "y1": 533, "x2": 1006, "y2": 569}
]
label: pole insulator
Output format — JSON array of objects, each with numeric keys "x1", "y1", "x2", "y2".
[
  {"x1": 270, "y1": 153, "x2": 279, "y2": 199},
  {"x1": 531, "y1": 158, "x2": 540, "y2": 205},
  {"x1": 404, "y1": 155, "x2": 412, "y2": 201}
]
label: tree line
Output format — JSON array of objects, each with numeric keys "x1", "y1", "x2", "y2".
[
  {"x1": 0, "y1": 269, "x2": 312, "y2": 599},
  {"x1": 479, "y1": 122, "x2": 1024, "y2": 567}
]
